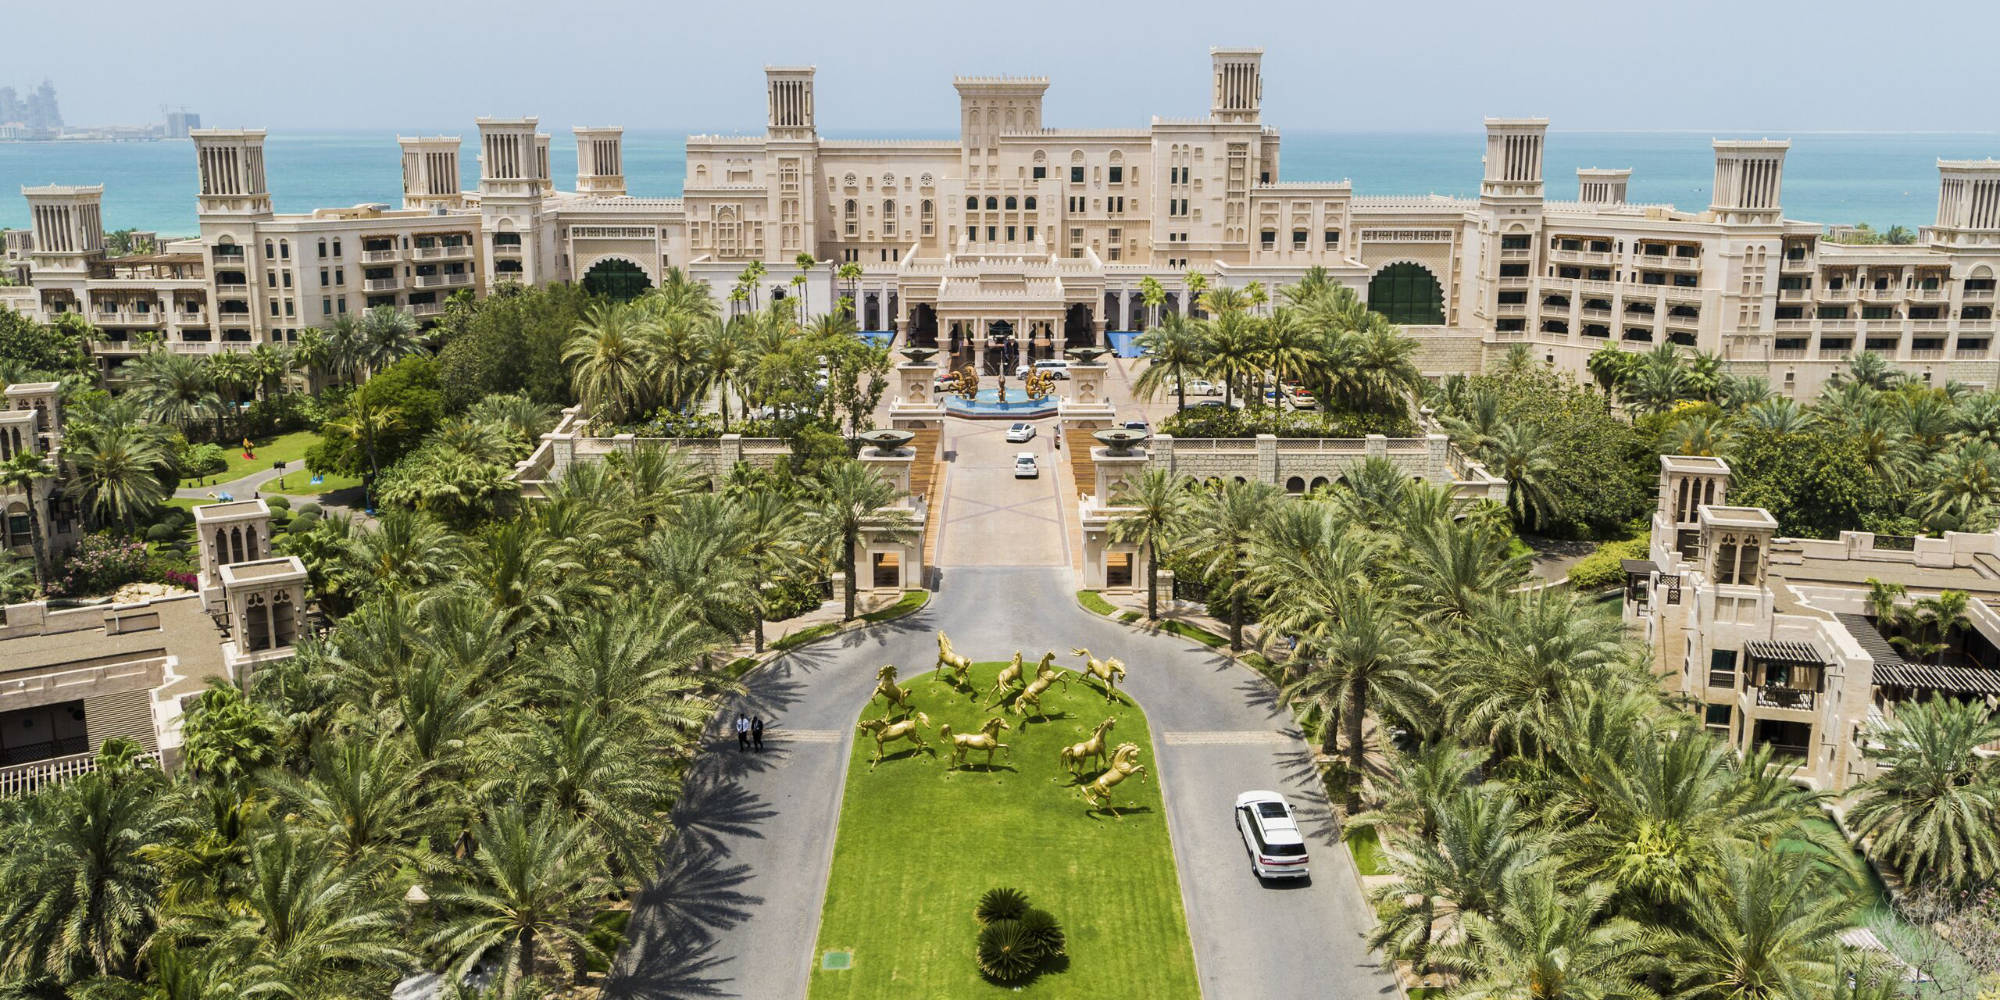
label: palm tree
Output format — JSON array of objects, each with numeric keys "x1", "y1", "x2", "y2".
[
  {"x1": 65, "y1": 423, "x2": 170, "y2": 529},
  {"x1": 1745, "y1": 396, "x2": 1814, "y2": 434},
  {"x1": 1917, "y1": 440, "x2": 2000, "y2": 533},
  {"x1": 497, "y1": 700, "x2": 684, "y2": 884},
  {"x1": 322, "y1": 314, "x2": 366, "y2": 386},
  {"x1": 801, "y1": 458, "x2": 905, "y2": 621},
  {"x1": 792, "y1": 251, "x2": 817, "y2": 319},
  {"x1": 1201, "y1": 308, "x2": 1262, "y2": 408},
  {"x1": 263, "y1": 737, "x2": 444, "y2": 866},
  {"x1": 0, "y1": 761, "x2": 179, "y2": 981},
  {"x1": 0, "y1": 449, "x2": 53, "y2": 586},
  {"x1": 1664, "y1": 847, "x2": 1856, "y2": 999},
  {"x1": 359, "y1": 304, "x2": 427, "y2": 372},
  {"x1": 1179, "y1": 479, "x2": 1281, "y2": 651},
  {"x1": 1183, "y1": 268, "x2": 1208, "y2": 317},
  {"x1": 426, "y1": 802, "x2": 610, "y2": 997},
  {"x1": 1138, "y1": 275, "x2": 1167, "y2": 330},
  {"x1": 1585, "y1": 343, "x2": 1638, "y2": 399},
  {"x1": 836, "y1": 261, "x2": 864, "y2": 318},
  {"x1": 206, "y1": 350, "x2": 256, "y2": 440},
  {"x1": 734, "y1": 489, "x2": 811, "y2": 652},
  {"x1": 1849, "y1": 696, "x2": 2000, "y2": 891},
  {"x1": 324, "y1": 391, "x2": 402, "y2": 509},
  {"x1": 1132, "y1": 312, "x2": 1207, "y2": 411},
  {"x1": 1369, "y1": 786, "x2": 1541, "y2": 972},
  {"x1": 564, "y1": 302, "x2": 658, "y2": 426},
  {"x1": 1444, "y1": 872, "x2": 1658, "y2": 1000},
  {"x1": 1108, "y1": 468, "x2": 1192, "y2": 620},
  {"x1": 1443, "y1": 593, "x2": 1624, "y2": 757},
  {"x1": 1484, "y1": 421, "x2": 1560, "y2": 531},
  {"x1": 1622, "y1": 358, "x2": 1688, "y2": 416},
  {"x1": 1888, "y1": 589, "x2": 1971, "y2": 665},
  {"x1": 1839, "y1": 350, "x2": 1899, "y2": 390},
  {"x1": 1277, "y1": 576, "x2": 1433, "y2": 810},
  {"x1": 124, "y1": 349, "x2": 222, "y2": 438},
  {"x1": 0, "y1": 553, "x2": 32, "y2": 603},
  {"x1": 698, "y1": 314, "x2": 747, "y2": 431}
]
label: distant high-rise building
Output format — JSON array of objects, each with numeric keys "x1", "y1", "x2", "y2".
[{"x1": 165, "y1": 111, "x2": 201, "y2": 139}]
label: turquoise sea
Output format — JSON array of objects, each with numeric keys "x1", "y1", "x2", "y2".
[{"x1": 2, "y1": 129, "x2": 1994, "y2": 238}]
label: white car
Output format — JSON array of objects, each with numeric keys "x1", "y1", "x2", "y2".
[
  {"x1": 1235, "y1": 790, "x2": 1310, "y2": 881},
  {"x1": 1013, "y1": 452, "x2": 1039, "y2": 478},
  {"x1": 1187, "y1": 378, "x2": 1220, "y2": 396},
  {"x1": 1005, "y1": 422, "x2": 1036, "y2": 443}
]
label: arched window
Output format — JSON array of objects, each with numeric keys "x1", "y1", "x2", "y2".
[
  {"x1": 273, "y1": 591, "x2": 296, "y2": 647},
  {"x1": 1004, "y1": 196, "x2": 1017, "y2": 210},
  {"x1": 229, "y1": 526, "x2": 245, "y2": 564},
  {"x1": 1024, "y1": 196, "x2": 1036, "y2": 210},
  {"x1": 1285, "y1": 476, "x2": 1305, "y2": 494},
  {"x1": 966, "y1": 196, "x2": 978, "y2": 210},
  {"x1": 245, "y1": 527, "x2": 259, "y2": 562},
  {"x1": 985, "y1": 197, "x2": 998, "y2": 210},
  {"x1": 844, "y1": 198, "x2": 856, "y2": 216},
  {"x1": 1366, "y1": 263, "x2": 1446, "y2": 325},
  {"x1": 214, "y1": 528, "x2": 228, "y2": 566},
  {"x1": 244, "y1": 594, "x2": 270, "y2": 652}
]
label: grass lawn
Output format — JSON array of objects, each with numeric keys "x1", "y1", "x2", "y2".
[
  {"x1": 178, "y1": 429, "x2": 322, "y2": 488},
  {"x1": 1075, "y1": 589, "x2": 1117, "y2": 616},
  {"x1": 263, "y1": 468, "x2": 362, "y2": 496},
  {"x1": 809, "y1": 663, "x2": 1199, "y2": 999},
  {"x1": 1344, "y1": 825, "x2": 1388, "y2": 877}
]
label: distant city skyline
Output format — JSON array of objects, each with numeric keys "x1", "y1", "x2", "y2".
[{"x1": 8, "y1": 0, "x2": 2000, "y2": 134}]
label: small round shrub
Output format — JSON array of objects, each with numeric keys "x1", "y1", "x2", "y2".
[
  {"x1": 1017, "y1": 908, "x2": 1066, "y2": 959},
  {"x1": 975, "y1": 919, "x2": 1038, "y2": 982},
  {"x1": 296, "y1": 502, "x2": 323, "y2": 517},
  {"x1": 975, "y1": 887, "x2": 1029, "y2": 925},
  {"x1": 289, "y1": 511, "x2": 320, "y2": 534},
  {"x1": 144, "y1": 523, "x2": 176, "y2": 543},
  {"x1": 265, "y1": 495, "x2": 291, "y2": 511}
]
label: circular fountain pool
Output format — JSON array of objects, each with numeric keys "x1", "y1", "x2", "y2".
[{"x1": 940, "y1": 387, "x2": 1059, "y2": 419}]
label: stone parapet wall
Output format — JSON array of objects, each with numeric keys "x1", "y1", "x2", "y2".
[{"x1": 1147, "y1": 433, "x2": 1506, "y2": 500}]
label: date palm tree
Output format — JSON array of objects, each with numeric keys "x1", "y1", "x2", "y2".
[
  {"x1": 426, "y1": 802, "x2": 611, "y2": 997},
  {"x1": 263, "y1": 737, "x2": 445, "y2": 867},
  {"x1": 1109, "y1": 467, "x2": 1192, "y2": 620},
  {"x1": 564, "y1": 302, "x2": 658, "y2": 426},
  {"x1": 1369, "y1": 786, "x2": 1541, "y2": 972},
  {"x1": 735, "y1": 489, "x2": 811, "y2": 652},
  {"x1": 0, "y1": 760, "x2": 180, "y2": 981},
  {"x1": 1200, "y1": 308, "x2": 1262, "y2": 408},
  {"x1": 1849, "y1": 696, "x2": 2000, "y2": 892},
  {"x1": 1132, "y1": 312, "x2": 1207, "y2": 411},
  {"x1": 1443, "y1": 592, "x2": 1625, "y2": 757},
  {"x1": 124, "y1": 348, "x2": 222, "y2": 438},
  {"x1": 324, "y1": 392, "x2": 402, "y2": 510},
  {"x1": 698, "y1": 314, "x2": 748, "y2": 431},
  {"x1": 64, "y1": 422, "x2": 170, "y2": 530},
  {"x1": 360, "y1": 304, "x2": 427, "y2": 372},
  {"x1": 0, "y1": 449, "x2": 53, "y2": 586},
  {"x1": 802, "y1": 457, "x2": 905, "y2": 621},
  {"x1": 1663, "y1": 847, "x2": 1856, "y2": 999},
  {"x1": 1138, "y1": 274, "x2": 1167, "y2": 330},
  {"x1": 1180, "y1": 479, "x2": 1280, "y2": 651},
  {"x1": 836, "y1": 261, "x2": 863, "y2": 317},
  {"x1": 1444, "y1": 872, "x2": 1658, "y2": 1000},
  {"x1": 1484, "y1": 421, "x2": 1559, "y2": 531}
]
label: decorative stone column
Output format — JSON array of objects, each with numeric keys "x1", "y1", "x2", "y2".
[
  {"x1": 888, "y1": 349, "x2": 946, "y2": 430},
  {"x1": 1058, "y1": 351, "x2": 1118, "y2": 438}
]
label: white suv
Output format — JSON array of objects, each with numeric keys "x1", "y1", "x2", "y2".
[{"x1": 1235, "y1": 790, "x2": 1309, "y2": 880}]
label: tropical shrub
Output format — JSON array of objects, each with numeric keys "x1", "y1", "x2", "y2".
[
  {"x1": 1160, "y1": 404, "x2": 1413, "y2": 439},
  {"x1": 972, "y1": 889, "x2": 1065, "y2": 982},
  {"x1": 1567, "y1": 536, "x2": 1651, "y2": 590},
  {"x1": 47, "y1": 532, "x2": 149, "y2": 597}
]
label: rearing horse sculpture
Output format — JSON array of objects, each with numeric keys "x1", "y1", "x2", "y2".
[
  {"x1": 1011, "y1": 661, "x2": 1069, "y2": 718},
  {"x1": 1059, "y1": 717, "x2": 1117, "y2": 773},
  {"x1": 1071, "y1": 648, "x2": 1128, "y2": 703},
  {"x1": 991, "y1": 651, "x2": 1027, "y2": 695},
  {"x1": 871, "y1": 665, "x2": 913, "y2": 714},
  {"x1": 935, "y1": 632, "x2": 974, "y2": 688},
  {"x1": 856, "y1": 712, "x2": 933, "y2": 768},
  {"x1": 938, "y1": 716, "x2": 1012, "y2": 769},
  {"x1": 1079, "y1": 742, "x2": 1148, "y2": 817}
]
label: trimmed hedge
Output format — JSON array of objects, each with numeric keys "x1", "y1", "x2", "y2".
[{"x1": 1567, "y1": 536, "x2": 1650, "y2": 591}]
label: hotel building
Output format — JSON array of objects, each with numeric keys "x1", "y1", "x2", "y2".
[
  {"x1": 1630, "y1": 456, "x2": 2000, "y2": 793},
  {"x1": 6, "y1": 47, "x2": 2000, "y2": 394}
]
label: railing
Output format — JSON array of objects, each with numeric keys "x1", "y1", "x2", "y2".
[
  {"x1": 1959, "y1": 319, "x2": 1995, "y2": 332},
  {"x1": 1581, "y1": 308, "x2": 1612, "y2": 321},
  {"x1": 1707, "y1": 670, "x2": 1735, "y2": 689},
  {"x1": 1910, "y1": 319, "x2": 1950, "y2": 333},
  {"x1": 214, "y1": 279, "x2": 248, "y2": 291},
  {"x1": 413, "y1": 245, "x2": 471, "y2": 260},
  {"x1": 1637, "y1": 253, "x2": 1701, "y2": 270},
  {"x1": 1964, "y1": 287, "x2": 1996, "y2": 301},
  {"x1": 1911, "y1": 287, "x2": 1947, "y2": 301},
  {"x1": 1497, "y1": 276, "x2": 1531, "y2": 288},
  {"x1": 1777, "y1": 288, "x2": 1812, "y2": 302},
  {"x1": 1861, "y1": 286, "x2": 1904, "y2": 302},
  {"x1": 1819, "y1": 319, "x2": 1857, "y2": 332},
  {"x1": 360, "y1": 249, "x2": 402, "y2": 264},
  {"x1": 1757, "y1": 741, "x2": 1810, "y2": 761},
  {"x1": 1956, "y1": 346, "x2": 1990, "y2": 359},
  {"x1": 170, "y1": 340, "x2": 222, "y2": 354},
  {"x1": 363, "y1": 278, "x2": 401, "y2": 292},
  {"x1": 1755, "y1": 687, "x2": 1817, "y2": 711},
  {"x1": 1772, "y1": 348, "x2": 1807, "y2": 360},
  {"x1": 409, "y1": 301, "x2": 444, "y2": 317},
  {"x1": 1577, "y1": 279, "x2": 1621, "y2": 295},
  {"x1": 1549, "y1": 249, "x2": 1613, "y2": 265},
  {"x1": 413, "y1": 273, "x2": 471, "y2": 289},
  {"x1": 0, "y1": 749, "x2": 161, "y2": 798},
  {"x1": 1774, "y1": 319, "x2": 1812, "y2": 332},
  {"x1": 1820, "y1": 287, "x2": 1856, "y2": 301},
  {"x1": 1820, "y1": 347, "x2": 1853, "y2": 360},
  {"x1": 1780, "y1": 256, "x2": 1814, "y2": 272},
  {"x1": 1500, "y1": 247, "x2": 1533, "y2": 260},
  {"x1": 492, "y1": 242, "x2": 524, "y2": 255},
  {"x1": 1907, "y1": 349, "x2": 1945, "y2": 360}
]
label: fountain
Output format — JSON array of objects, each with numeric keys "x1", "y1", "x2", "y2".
[
  {"x1": 857, "y1": 428, "x2": 916, "y2": 453},
  {"x1": 1067, "y1": 346, "x2": 1112, "y2": 365},
  {"x1": 1092, "y1": 428, "x2": 1148, "y2": 455},
  {"x1": 901, "y1": 346, "x2": 939, "y2": 365}
]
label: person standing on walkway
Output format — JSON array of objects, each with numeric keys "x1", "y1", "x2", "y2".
[
  {"x1": 735, "y1": 713, "x2": 750, "y2": 751},
  {"x1": 751, "y1": 716, "x2": 765, "y2": 752}
]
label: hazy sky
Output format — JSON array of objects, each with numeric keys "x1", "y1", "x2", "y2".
[{"x1": 9, "y1": 0, "x2": 2000, "y2": 134}]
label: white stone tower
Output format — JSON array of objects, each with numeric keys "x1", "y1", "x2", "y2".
[{"x1": 573, "y1": 127, "x2": 626, "y2": 197}]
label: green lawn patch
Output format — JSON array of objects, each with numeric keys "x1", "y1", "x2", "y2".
[
  {"x1": 178, "y1": 429, "x2": 321, "y2": 489},
  {"x1": 773, "y1": 622, "x2": 841, "y2": 651},
  {"x1": 1159, "y1": 619, "x2": 1228, "y2": 649},
  {"x1": 809, "y1": 663, "x2": 1198, "y2": 999},
  {"x1": 265, "y1": 469, "x2": 362, "y2": 496},
  {"x1": 1344, "y1": 825, "x2": 1388, "y2": 877},
  {"x1": 1075, "y1": 590, "x2": 1118, "y2": 616},
  {"x1": 862, "y1": 589, "x2": 929, "y2": 623},
  {"x1": 1409, "y1": 989, "x2": 1447, "y2": 999},
  {"x1": 1119, "y1": 611, "x2": 1142, "y2": 623}
]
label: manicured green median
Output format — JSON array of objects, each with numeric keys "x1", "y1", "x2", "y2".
[{"x1": 809, "y1": 662, "x2": 1198, "y2": 998}]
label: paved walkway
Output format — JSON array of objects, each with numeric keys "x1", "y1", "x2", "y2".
[
  {"x1": 173, "y1": 462, "x2": 300, "y2": 500},
  {"x1": 611, "y1": 583, "x2": 1393, "y2": 998}
]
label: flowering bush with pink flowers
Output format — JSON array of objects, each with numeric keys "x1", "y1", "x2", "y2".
[{"x1": 47, "y1": 533, "x2": 149, "y2": 598}]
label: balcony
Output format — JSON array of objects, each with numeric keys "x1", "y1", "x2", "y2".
[
  {"x1": 1774, "y1": 318, "x2": 1813, "y2": 332},
  {"x1": 1581, "y1": 307, "x2": 1613, "y2": 322},
  {"x1": 1965, "y1": 287, "x2": 1996, "y2": 301},
  {"x1": 363, "y1": 277, "x2": 402, "y2": 292},
  {"x1": 1754, "y1": 687, "x2": 1817, "y2": 711},
  {"x1": 413, "y1": 272, "x2": 472, "y2": 289},
  {"x1": 1780, "y1": 256, "x2": 1814, "y2": 273},
  {"x1": 176, "y1": 310, "x2": 207, "y2": 326},
  {"x1": 1861, "y1": 286, "x2": 1904, "y2": 303},
  {"x1": 1910, "y1": 319, "x2": 1950, "y2": 334},
  {"x1": 1638, "y1": 253, "x2": 1701, "y2": 270},
  {"x1": 1550, "y1": 248, "x2": 1613, "y2": 266},
  {"x1": 410, "y1": 301, "x2": 445, "y2": 317},
  {"x1": 1577, "y1": 279, "x2": 1621, "y2": 295},
  {"x1": 1662, "y1": 285, "x2": 1704, "y2": 302},
  {"x1": 1818, "y1": 347, "x2": 1853, "y2": 360},
  {"x1": 1959, "y1": 318, "x2": 1996, "y2": 333},
  {"x1": 1907, "y1": 349, "x2": 1945, "y2": 361},
  {"x1": 1500, "y1": 247, "x2": 1533, "y2": 261},
  {"x1": 1818, "y1": 319, "x2": 1857, "y2": 332},
  {"x1": 1497, "y1": 276, "x2": 1532, "y2": 288},
  {"x1": 492, "y1": 242, "x2": 524, "y2": 256},
  {"x1": 360, "y1": 249, "x2": 402, "y2": 264},
  {"x1": 1819, "y1": 287, "x2": 1856, "y2": 302},
  {"x1": 413, "y1": 244, "x2": 472, "y2": 261},
  {"x1": 214, "y1": 279, "x2": 248, "y2": 292},
  {"x1": 1772, "y1": 348, "x2": 1807, "y2": 360},
  {"x1": 1911, "y1": 287, "x2": 1947, "y2": 302},
  {"x1": 1956, "y1": 346, "x2": 1990, "y2": 360},
  {"x1": 0, "y1": 750, "x2": 160, "y2": 798},
  {"x1": 170, "y1": 340, "x2": 222, "y2": 354}
]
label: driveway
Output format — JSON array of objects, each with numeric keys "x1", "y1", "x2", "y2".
[
  {"x1": 609, "y1": 565, "x2": 1396, "y2": 999},
  {"x1": 932, "y1": 417, "x2": 1069, "y2": 569}
]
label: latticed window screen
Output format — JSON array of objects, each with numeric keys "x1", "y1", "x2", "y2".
[{"x1": 1367, "y1": 263, "x2": 1445, "y2": 324}]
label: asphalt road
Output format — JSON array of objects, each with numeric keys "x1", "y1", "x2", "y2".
[{"x1": 609, "y1": 560, "x2": 1397, "y2": 999}]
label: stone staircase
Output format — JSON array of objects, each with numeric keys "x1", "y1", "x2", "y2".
[
  {"x1": 1066, "y1": 426, "x2": 1097, "y2": 499},
  {"x1": 909, "y1": 426, "x2": 945, "y2": 573}
]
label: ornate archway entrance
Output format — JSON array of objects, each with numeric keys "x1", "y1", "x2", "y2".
[{"x1": 581, "y1": 258, "x2": 653, "y2": 301}]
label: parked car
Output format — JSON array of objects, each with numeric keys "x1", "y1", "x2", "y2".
[
  {"x1": 1013, "y1": 452, "x2": 1039, "y2": 478},
  {"x1": 1121, "y1": 420, "x2": 1149, "y2": 434},
  {"x1": 1235, "y1": 790, "x2": 1310, "y2": 881},
  {"x1": 1186, "y1": 378, "x2": 1220, "y2": 396},
  {"x1": 1190, "y1": 398, "x2": 1229, "y2": 409},
  {"x1": 1018, "y1": 359, "x2": 1072, "y2": 380},
  {"x1": 1005, "y1": 422, "x2": 1036, "y2": 443},
  {"x1": 1286, "y1": 388, "x2": 1318, "y2": 410}
]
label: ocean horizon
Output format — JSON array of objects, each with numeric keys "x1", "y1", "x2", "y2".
[{"x1": 4, "y1": 128, "x2": 1995, "y2": 238}]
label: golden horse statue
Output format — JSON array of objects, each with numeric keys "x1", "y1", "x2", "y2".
[
  {"x1": 1071, "y1": 648, "x2": 1128, "y2": 702},
  {"x1": 1024, "y1": 368, "x2": 1058, "y2": 400},
  {"x1": 1010, "y1": 660, "x2": 1069, "y2": 717},
  {"x1": 938, "y1": 716, "x2": 1012, "y2": 769},
  {"x1": 1080, "y1": 742, "x2": 1149, "y2": 816},
  {"x1": 871, "y1": 665, "x2": 913, "y2": 714},
  {"x1": 1059, "y1": 717, "x2": 1117, "y2": 774},
  {"x1": 945, "y1": 365, "x2": 980, "y2": 401},
  {"x1": 992, "y1": 651, "x2": 1026, "y2": 695},
  {"x1": 935, "y1": 632, "x2": 974, "y2": 687},
  {"x1": 856, "y1": 712, "x2": 934, "y2": 768}
]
